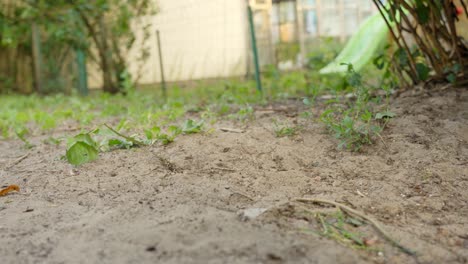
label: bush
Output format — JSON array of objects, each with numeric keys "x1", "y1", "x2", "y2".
[{"x1": 373, "y1": 0, "x2": 468, "y2": 86}]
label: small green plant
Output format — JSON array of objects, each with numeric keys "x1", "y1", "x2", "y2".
[
  {"x1": 273, "y1": 121, "x2": 300, "y2": 138},
  {"x1": 145, "y1": 125, "x2": 181, "y2": 145},
  {"x1": 230, "y1": 105, "x2": 254, "y2": 122},
  {"x1": 216, "y1": 103, "x2": 231, "y2": 116},
  {"x1": 65, "y1": 118, "x2": 205, "y2": 166},
  {"x1": 66, "y1": 124, "x2": 146, "y2": 166},
  {"x1": 120, "y1": 70, "x2": 135, "y2": 95},
  {"x1": 43, "y1": 136, "x2": 62, "y2": 145},
  {"x1": 181, "y1": 119, "x2": 204, "y2": 134},
  {"x1": 313, "y1": 211, "x2": 377, "y2": 251},
  {"x1": 300, "y1": 111, "x2": 313, "y2": 119},
  {"x1": 15, "y1": 127, "x2": 34, "y2": 149},
  {"x1": 275, "y1": 126, "x2": 298, "y2": 138},
  {"x1": 321, "y1": 110, "x2": 380, "y2": 150},
  {"x1": 102, "y1": 124, "x2": 146, "y2": 147},
  {"x1": 66, "y1": 133, "x2": 99, "y2": 166},
  {"x1": 320, "y1": 63, "x2": 394, "y2": 151}
]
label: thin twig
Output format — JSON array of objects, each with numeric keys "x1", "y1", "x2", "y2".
[
  {"x1": 104, "y1": 124, "x2": 145, "y2": 146},
  {"x1": 295, "y1": 197, "x2": 416, "y2": 256},
  {"x1": 376, "y1": 133, "x2": 389, "y2": 149},
  {"x1": 5, "y1": 153, "x2": 30, "y2": 170},
  {"x1": 211, "y1": 167, "x2": 236, "y2": 172},
  {"x1": 219, "y1": 128, "x2": 245, "y2": 133}
]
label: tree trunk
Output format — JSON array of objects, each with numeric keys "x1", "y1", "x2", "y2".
[
  {"x1": 31, "y1": 22, "x2": 44, "y2": 94},
  {"x1": 98, "y1": 17, "x2": 119, "y2": 94}
]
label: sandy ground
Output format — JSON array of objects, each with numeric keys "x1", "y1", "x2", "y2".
[{"x1": 0, "y1": 88, "x2": 467, "y2": 264}]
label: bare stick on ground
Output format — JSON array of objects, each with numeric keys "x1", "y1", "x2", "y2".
[{"x1": 295, "y1": 197, "x2": 416, "y2": 256}]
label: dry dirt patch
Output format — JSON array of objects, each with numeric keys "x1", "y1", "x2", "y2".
[{"x1": 0, "y1": 89, "x2": 467, "y2": 264}]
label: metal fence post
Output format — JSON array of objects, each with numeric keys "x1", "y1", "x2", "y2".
[
  {"x1": 76, "y1": 49, "x2": 88, "y2": 96},
  {"x1": 31, "y1": 22, "x2": 43, "y2": 93},
  {"x1": 156, "y1": 30, "x2": 167, "y2": 101},
  {"x1": 296, "y1": 0, "x2": 307, "y2": 67},
  {"x1": 247, "y1": 4, "x2": 263, "y2": 93}
]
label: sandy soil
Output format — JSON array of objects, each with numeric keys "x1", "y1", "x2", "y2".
[{"x1": 0, "y1": 88, "x2": 467, "y2": 264}]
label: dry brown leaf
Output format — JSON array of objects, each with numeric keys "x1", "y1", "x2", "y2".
[{"x1": 0, "y1": 185, "x2": 20, "y2": 196}]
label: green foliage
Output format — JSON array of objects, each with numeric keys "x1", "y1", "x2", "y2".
[
  {"x1": 15, "y1": 126, "x2": 34, "y2": 149},
  {"x1": 0, "y1": 0, "x2": 155, "y2": 94},
  {"x1": 321, "y1": 110, "x2": 380, "y2": 151},
  {"x1": 230, "y1": 106, "x2": 254, "y2": 122},
  {"x1": 0, "y1": 67, "x2": 331, "y2": 142},
  {"x1": 444, "y1": 63, "x2": 461, "y2": 84},
  {"x1": 274, "y1": 126, "x2": 299, "y2": 138},
  {"x1": 145, "y1": 125, "x2": 181, "y2": 145},
  {"x1": 375, "y1": 111, "x2": 396, "y2": 120},
  {"x1": 64, "y1": 118, "x2": 205, "y2": 166},
  {"x1": 373, "y1": 0, "x2": 468, "y2": 85},
  {"x1": 0, "y1": 43, "x2": 396, "y2": 160},
  {"x1": 320, "y1": 63, "x2": 394, "y2": 151},
  {"x1": 43, "y1": 136, "x2": 63, "y2": 145},
  {"x1": 275, "y1": 42, "x2": 300, "y2": 62},
  {"x1": 120, "y1": 70, "x2": 135, "y2": 95},
  {"x1": 181, "y1": 119, "x2": 204, "y2": 134},
  {"x1": 311, "y1": 211, "x2": 378, "y2": 251},
  {"x1": 66, "y1": 125, "x2": 144, "y2": 166},
  {"x1": 273, "y1": 120, "x2": 300, "y2": 138},
  {"x1": 306, "y1": 37, "x2": 345, "y2": 70},
  {"x1": 100, "y1": 124, "x2": 145, "y2": 148},
  {"x1": 66, "y1": 133, "x2": 99, "y2": 166}
]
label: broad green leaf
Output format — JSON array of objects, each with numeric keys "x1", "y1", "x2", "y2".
[
  {"x1": 107, "y1": 138, "x2": 133, "y2": 149},
  {"x1": 395, "y1": 48, "x2": 409, "y2": 67},
  {"x1": 415, "y1": 0, "x2": 430, "y2": 24},
  {"x1": 415, "y1": 63, "x2": 430, "y2": 81},
  {"x1": 375, "y1": 111, "x2": 396, "y2": 120},
  {"x1": 157, "y1": 134, "x2": 172, "y2": 145},
  {"x1": 182, "y1": 119, "x2": 204, "y2": 134},
  {"x1": 167, "y1": 125, "x2": 181, "y2": 136},
  {"x1": 67, "y1": 133, "x2": 97, "y2": 149},
  {"x1": 373, "y1": 54, "x2": 386, "y2": 70},
  {"x1": 446, "y1": 73, "x2": 456, "y2": 84},
  {"x1": 66, "y1": 141, "x2": 98, "y2": 166},
  {"x1": 452, "y1": 63, "x2": 461, "y2": 73},
  {"x1": 361, "y1": 110, "x2": 372, "y2": 122},
  {"x1": 144, "y1": 129, "x2": 153, "y2": 140}
]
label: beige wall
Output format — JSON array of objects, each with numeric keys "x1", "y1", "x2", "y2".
[
  {"x1": 89, "y1": 0, "x2": 250, "y2": 88},
  {"x1": 454, "y1": 0, "x2": 468, "y2": 41}
]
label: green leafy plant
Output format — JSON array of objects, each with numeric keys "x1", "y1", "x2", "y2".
[
  {"x1": 66, "y1": 124, "x2": 145, "y2": 166},
  {"x1": 320, "y1": 63, "x2": 393, "y2": 151},
  {"x1": 102, "y1": 124, "x2": 145, "y2": 147},
  {"x1": 273, "y1": 120, "x2": 300, "y2": 138},
  {"x1": 230, "y1": 106, "x2": 254, "y2": 122},
  {"x1": 1, "y1": 0, "x2": 155, "y2": 94},
  {"x1": 375, "y1": 111, "x2": 396, "y2": 120},
  {"x1": 15, "y1": 127, "x2": 34, "y2": 149},
  {"x1": 181, "y1": 119, "x2": 204, "y2": 134},
  {"x1": 66, "y1": 133, "x2": 99, "y2": 166},
  {"x1": 65, "y1": 118, "x2": 204, "y2": 166},
  {"x1": 43, "y1": 136, "x2": 62, "y2": 145},
  {"x1": 145, "y1": 125, "x2": 181, "y2": 145},
  {"x1": 313, "y1": 211, "x2": 375, "y2": 251},
  {"x1": 321, "y1": 110, "x2": 380, "y2": 151},
  {"x1": 373, "y1": 0, "x2": 468, "y2": 85}
]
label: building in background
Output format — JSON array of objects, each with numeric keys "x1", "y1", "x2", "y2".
[
  {"x1": 258, "y1": 0, "x2": 377, "y2": 66},
  {"x1": 89, "y1": 0, "x2": 377, "y2": 87},
  {"x1": 89, "y1": 0, "x2": 250, "y2": 88}
]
